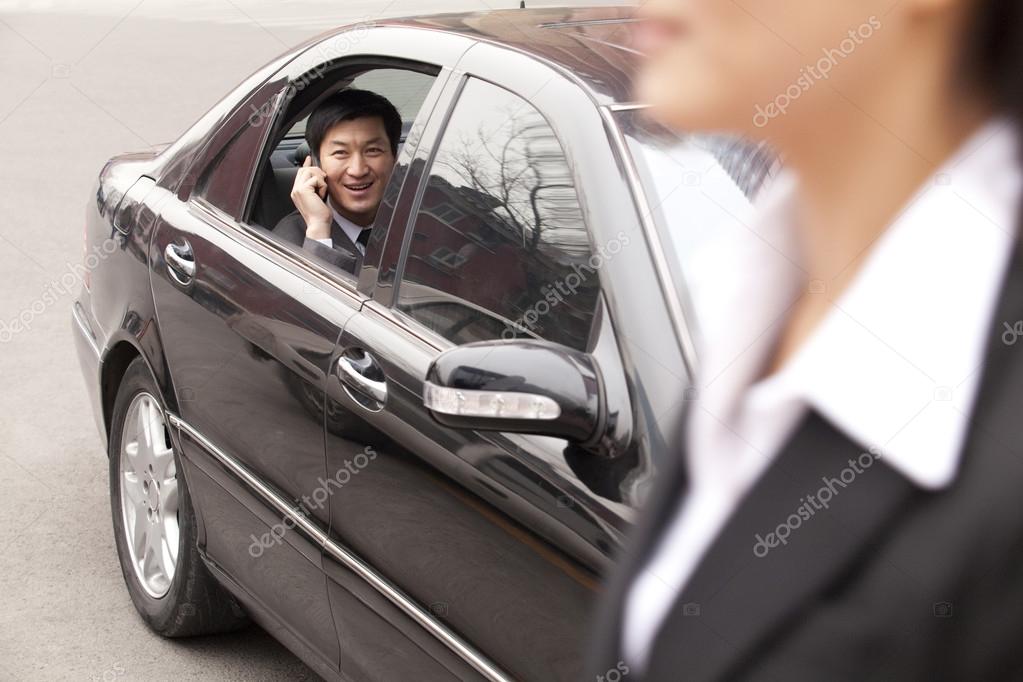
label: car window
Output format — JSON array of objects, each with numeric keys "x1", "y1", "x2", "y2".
[
  {"x1": 235, "y1": 66, "x2": 438, "y2": 282},
  {"x1": 280, "y1": 69, "x2": 436, "y2": 142},
  {"x1": 396, "y1": 78, "x2": 601, "y2": 352},
  {"x1": 614, "y1": 109, "x2": 779, "y2": 353},
  {"x1": 194, "y1": 86, "x2": 277, "y2": 218}
]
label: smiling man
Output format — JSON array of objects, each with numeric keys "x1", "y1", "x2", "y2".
[{"x1": 274, "y1": 89, "x2": 401, "y2": 273}]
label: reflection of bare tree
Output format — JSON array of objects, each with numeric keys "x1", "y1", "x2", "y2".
[
  {"x1": 402, "y1": 86, "x2": 603, "y2": 352},
  {"x1": 436, "y1": 106, "x2": 587, "y2": 257}
]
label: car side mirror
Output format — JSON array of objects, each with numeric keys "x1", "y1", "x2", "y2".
[{"x1": 423, "y1": 340, "x2": 603, "y2": 444}]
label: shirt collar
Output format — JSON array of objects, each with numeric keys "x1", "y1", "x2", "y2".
[
  {"x1": 327, "y1": 197, "x2": 369, "y2": 249},
  {"x1": 759, "y1": 118, "x2": 1022, "y2": 489}
]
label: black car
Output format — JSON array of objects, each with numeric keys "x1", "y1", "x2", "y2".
[{"x1": 72, "y1": 7, "x2": 775, "y2": 681}]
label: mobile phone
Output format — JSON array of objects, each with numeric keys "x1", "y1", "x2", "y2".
[{"x1": 308, "y1": 148, "x2": 327, "y2": 201}]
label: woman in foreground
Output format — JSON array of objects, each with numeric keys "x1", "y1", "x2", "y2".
[{"x1": 589, "y1": 0, "x2": 1023, "y2": 679}]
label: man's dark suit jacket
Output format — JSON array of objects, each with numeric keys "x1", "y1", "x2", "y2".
[
  {"x1": 273, "y1": 210, "x2": 363, "y2": 274},
  {"x1": 588, "y1": 239, "x2": 1023, "y2": 681}
]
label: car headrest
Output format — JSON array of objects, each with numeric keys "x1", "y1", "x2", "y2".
[{"x1": 293, "y1": 141, "x2": 310, "y2": 166}]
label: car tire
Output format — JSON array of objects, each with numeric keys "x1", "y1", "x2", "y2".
[{"x1": 108, "y1": 356, "x2": 247, "y2": 636}]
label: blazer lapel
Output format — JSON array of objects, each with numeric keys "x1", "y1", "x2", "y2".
[
  {"x1": 330, "y1": 219, "x2": 357, "y2": 251},
  {"x1": 640, "y1": 237, "x2": 1023, "y2": 681},
  {"x1": 642, "y1": 410, "x2": 919, "y2": 681},
  {"x1": 329, "y1": 219, "x2": 365, "y2": 270}
]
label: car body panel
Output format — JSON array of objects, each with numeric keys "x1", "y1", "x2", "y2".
[
  {"x1": 75, "y1": 154, "x2": 175, "y2": 445},
  {"x1": 315, "y1": 41, "x2": 658, "y2": 680},
  {"x1": 71, "y1": 7, "x2": 702, "y2": 681},
  {"x1": 150, "y1": 196, "x2": 351, "y2": 669},
  {"x1": 378, "y1": 7, "x2": 641, "y2": 106}
]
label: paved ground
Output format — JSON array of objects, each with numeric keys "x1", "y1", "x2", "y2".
[{"x1": 0, "y1": 1, "x2": 624, "y2": 679}]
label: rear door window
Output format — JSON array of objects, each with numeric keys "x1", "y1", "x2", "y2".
[{"x1": 396, "y1": 77, "x2": 601, "y2": 351}]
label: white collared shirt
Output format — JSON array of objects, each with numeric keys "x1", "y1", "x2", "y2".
[
  {"x1": 312, "y1": 199, "x2": 369, "y2": 255},
  {"x1": 622, "y1": 118, "x2": 1022, "y2": 673}
]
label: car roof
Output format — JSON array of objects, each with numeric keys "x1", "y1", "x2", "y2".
[{"x1": 376, "y1": 6, "x2": 641, "y2": 106}]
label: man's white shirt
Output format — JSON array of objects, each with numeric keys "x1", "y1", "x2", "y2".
[{"x1": 311, "y1": 198, "x2": 369, "y2": 255}]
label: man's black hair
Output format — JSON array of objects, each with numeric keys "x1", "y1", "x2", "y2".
[{"x1": 305, "y1": 89, "x2": 402, "y2": 158}]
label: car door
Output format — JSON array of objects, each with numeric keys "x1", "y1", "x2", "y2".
[
  {"x1": 318, "y1": 48, "x2": 683, "y2": 681},
  {"x1": 149, "y1": 67, "x2": 355, "y2": 673},
  {"x1": 150, "y1": 27, "x2": 483, "y2": 678}
]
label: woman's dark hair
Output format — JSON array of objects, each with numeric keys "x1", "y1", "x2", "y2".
[
  {"x1": 305, "y1": 88, "x2": 402, "y2": 158},
  {"x1": 963, "y1": 1, "x2": 1023, "y2": 244},
  {"x1": 963, "y1": 1, "x2": 1023, "y2": 125}
]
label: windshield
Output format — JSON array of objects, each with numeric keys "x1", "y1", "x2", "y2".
[{"x1": 614, "y1": 109, "x2": 780, "y2": 355}]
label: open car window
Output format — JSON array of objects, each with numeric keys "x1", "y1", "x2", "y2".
[
  {"x1": 205, "y1": 63, "x2": 440, "y2": 283},
  {"x1": 279, "y1": 69, "x2": 436, "y2": 145}
]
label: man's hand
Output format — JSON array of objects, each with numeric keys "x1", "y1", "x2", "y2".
[{"x1": 290, "y1": 156, "x2": 332, "y2": 240}]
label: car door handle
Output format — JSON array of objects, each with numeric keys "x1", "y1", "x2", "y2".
[
  {"x1": 165, "y1": 240, "x2": 195, "y2": 286},
  {"x1": 336, "y1": 352, "x2": 387, "y2": 405}
]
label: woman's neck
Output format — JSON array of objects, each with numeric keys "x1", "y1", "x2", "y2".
[
  {"x1": 760, "y1": 88, "x2": 993, "y2": 379},
  {"x1": 790, "y1": 104, "x2": 992, "y2": 293}
]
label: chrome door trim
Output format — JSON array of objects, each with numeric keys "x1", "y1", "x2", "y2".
[
  {"x1": 606, "y1": 102, "x2": 649, "y2": 112},
  {"x1": 538, "y1": 17, "x2": 644, "y2": 29},
  {"x1": 166, "y1": 413, "x2": 514, "y2": 682},
  {"x1": 599, "y1": 105, "x2": 700, "y2": 379}
]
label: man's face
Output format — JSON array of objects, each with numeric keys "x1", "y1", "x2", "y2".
[{"x1": 317, "y1": 116, "x2": 395, "y2": 227}]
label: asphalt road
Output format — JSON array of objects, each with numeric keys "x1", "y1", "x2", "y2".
[{"x1": 0, "y1": 1, "x2": 624, "y2": 680}]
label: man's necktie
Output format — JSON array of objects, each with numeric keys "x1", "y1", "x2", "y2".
[{"x1": 357, "y1": 229, "x2": 371, "y2": 249}]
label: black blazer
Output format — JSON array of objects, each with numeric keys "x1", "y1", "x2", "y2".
[
  {"x1": 588, "y1": 239, "x2": 1023, "y2": 682},
  {"x1": 273, "y1": 210, "x2": 363, "y2": 274}
]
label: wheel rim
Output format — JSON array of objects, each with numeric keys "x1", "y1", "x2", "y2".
[{"x1": 119, "y1": 392, "x2": 179, "y2": 599}]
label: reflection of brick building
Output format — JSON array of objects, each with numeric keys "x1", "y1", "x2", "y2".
[
  {"x1": 397, "y1": 160, "x2": 600, "y2": 350},
  {"x1": 404, "y1": 175, "x2": 528, "y2": 313}
]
